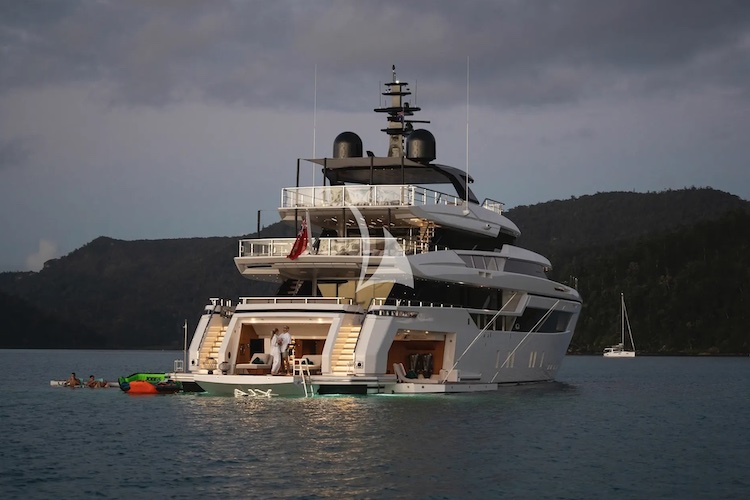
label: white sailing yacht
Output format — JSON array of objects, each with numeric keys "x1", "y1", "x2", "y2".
[
  {"x1": 171, "y1": 66, "x2": 582, "y2": 396},
  {"x1": 603, "y1": 292, "x2": 636, "y2": 358}
]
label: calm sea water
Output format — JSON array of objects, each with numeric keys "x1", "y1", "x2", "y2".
[{"x1": 0, "y1": 350, "x2": 748, "y2": 499}]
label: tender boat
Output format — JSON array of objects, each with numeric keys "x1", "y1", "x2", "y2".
[
  {"x1": 172, "y1": 66, "x2": 582, "y2": 396},
  {"x1": 118, "y1": 373, "x2": 182, "y2": 394}
]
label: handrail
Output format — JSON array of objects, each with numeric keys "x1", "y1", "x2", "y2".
[
  {"x1": 369, "y1": 297, "x2": 512, "y2": 313},
  {"x1": 281, "y1": 185, "x2": 506, "y2": 215},
  {"x1": 439, "y1": 292, "x2": 518, "y2": 384},
  {"x1": 481, "y1": 198, "x2": 505, "y2": 215},
  {"x1": 368, "y1": 298, "x2": 456, "y2": 309},
  {"x1": 281, "y1": 185, "x2": 466, "y2": 210},
  {"x1": 293, "y1": 358, "x2": 314, "y2": 398},
  {"x1": 238, "y1": 296, "x2": 354, "y2": 305},
  {"x1": 489, "y1": 300, "x2": 560, "y2": 383},
  {"x1": 197, "y1": 307, "x2": 216, "y2": 370},
  {"x1": 239, "y1": 237, "x2": 417, "y2": 258}
]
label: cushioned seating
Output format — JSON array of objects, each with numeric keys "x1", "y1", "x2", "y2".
[
  {"x1": 296, "y1": 354, "x2": 322, "y2": 373},
  {"x1": 394, "y1": 362, "x2": 439, "y2": 383},
  {"x1": 236, "y1": 353, "x2": 273, "y2": 373}
]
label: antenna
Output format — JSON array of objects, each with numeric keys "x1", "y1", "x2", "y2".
[
  {"x1": 464, "y1": 56, "x2": 470, "y2": 214},
  {"x1": 312, "y1": 64, "x2": 317, "y2": 185}
]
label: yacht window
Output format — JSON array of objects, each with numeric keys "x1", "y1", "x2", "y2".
[
  {"x1": 514, "y1": 308, "x2": 572, "y2": 333},
  {"x1": 459, "y1": 255, "x2": 473, "y2": 267},
  {"x1": 473, "y1": 256, "x2": 486, "y2": 269},
  {"x1": 486, "y1": 257, "x2": 498, "y2": 271},
  {"x1": 504, "y1": 260, "x2": 547, "y2": 278}
]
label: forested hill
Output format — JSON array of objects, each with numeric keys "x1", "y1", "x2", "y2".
[
  {"x1": 556, "y1": 208, "x2": 750, "y2": 354},
  {"x1": 0, "y1": 188, "x2": 748, "y2": 353},
  {"x1": 508, "y1": 188, "x2": 749, "y2": 255},
  {"x1": 0, "y1": 225, "x2": 292, "y2": 349}
]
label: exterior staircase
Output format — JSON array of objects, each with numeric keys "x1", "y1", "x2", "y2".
[
  {"x1": 289, "y1": 280, "x2": 304, "y2": 295},
  {"x1": 418, "y1": 222, "x2": 435, "y2": 253},
  {"x1": 329, "y1": 325, "x2": 361, "y2": 375},
  {"x1": 199, "y1": 324, "x2": 227, "y2": 371},
  {"x1": 280, "y1": 279, "x2": 304, "y2": 296}
]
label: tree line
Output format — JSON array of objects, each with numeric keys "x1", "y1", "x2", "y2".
[{"x1": 0, "y1": 188, "x2": 747, "y2": 353}]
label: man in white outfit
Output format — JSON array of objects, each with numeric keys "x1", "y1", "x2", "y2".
[{"x1": 279, "y1": 326, "x2": 292, "y2": 374}]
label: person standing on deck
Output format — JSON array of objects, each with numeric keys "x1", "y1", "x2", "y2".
[
  {"x1": 270, "y1": 328, "x2": 282, "y2": 375},
  {"x1": 279, "y1": 326, "x2": 293, "y2": 374}
]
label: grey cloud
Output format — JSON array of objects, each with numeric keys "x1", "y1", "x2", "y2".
[
  {"x1": 0, "y1": 138, "x2": 32, "y2": 171},
  {"x1": 1, "y1": 0, "x2": 748, "y2": 109}
]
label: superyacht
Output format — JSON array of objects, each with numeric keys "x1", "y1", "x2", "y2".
[{"x1": 173, "y1": 66, "x2": 582, "y2": 396}]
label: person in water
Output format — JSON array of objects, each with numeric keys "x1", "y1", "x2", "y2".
[
  {"x1": 86, "y1": 375, "x2": 108, "y2": 388},
  {"x1": 66, "y1": 372, "x2": 81, "y2": 387}
]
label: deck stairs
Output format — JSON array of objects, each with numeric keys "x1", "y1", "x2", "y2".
[
  {"x1": 281, "y1": 279, "x2": 304, "y2": 296},
  {"x1": 289, "y1": 280, "x2": 304, "y2": 295},
  {"x1": 199, "y1": 324, "x2": 227, "y2": 371},
  {"x1": 418, "y1": 222, "x2": 435, "y2": 253},
  {"x1": 329, "y1": 325, "x2": 361, "y2": 375}
]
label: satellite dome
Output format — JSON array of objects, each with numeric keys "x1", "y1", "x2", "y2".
[
  {"x1": 406, "y1": 129, "x2": 436, "y2": 163},
  {"x1": 333, "y1": 132, "x2": 363, "y2": 158}
]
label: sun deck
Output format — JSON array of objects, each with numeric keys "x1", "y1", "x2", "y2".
[{"x1": 281, "y1": 184, "x2": 504, "y2": 214}]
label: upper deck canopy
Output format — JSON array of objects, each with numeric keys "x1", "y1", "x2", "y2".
[{"x1": 304, "y1": 157, "x2": 479, "y2": 204}]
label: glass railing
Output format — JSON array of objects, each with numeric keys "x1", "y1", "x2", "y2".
[
  {"x1": 281, "y1": 185, "x2": 468, "y2": 210},
  {"x1": 238, "y1": 297, "x2": 353, "y2": 306},
  {"x1": 481, "y1": 198, "x2": 504, "y2": 215},
  {"x1": 369, "y1": 298, "x2": 458, "y2": 309},
  {"x1": 238, "y1": 237, "x2": 418, "y2": 258}
]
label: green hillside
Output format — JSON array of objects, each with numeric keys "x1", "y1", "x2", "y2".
[{"x1": 1, "y1": 188, "x2": 748, "y2": 353}]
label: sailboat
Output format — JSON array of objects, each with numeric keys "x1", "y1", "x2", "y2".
[{"x1": 603, "y1": 292, "x2": 636, "y2": 358}]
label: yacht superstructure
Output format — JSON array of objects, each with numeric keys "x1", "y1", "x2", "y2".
[{"x1": 174, "y1": 66, "x2": 581, "y2": 396}]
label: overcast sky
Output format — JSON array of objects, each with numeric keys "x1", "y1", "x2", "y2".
[{"x1": 1, "y1": 0, "x2": 749, "y2": 272}]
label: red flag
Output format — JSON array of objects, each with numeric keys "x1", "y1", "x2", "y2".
[{"x1": 287, "y1": 216, "x2": 309, "y2": 260}]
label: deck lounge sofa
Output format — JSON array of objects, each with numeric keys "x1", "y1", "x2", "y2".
[
  {"x1": 296, "y1": 354, "x2": 322, "y2": 373},
  {"x1": 236, "y1": 353, "x2": 273, "y2": 373}
]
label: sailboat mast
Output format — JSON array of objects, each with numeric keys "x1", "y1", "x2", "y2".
[{"x1": 621, "y1": 292, "x2": 625, "y2": 345}]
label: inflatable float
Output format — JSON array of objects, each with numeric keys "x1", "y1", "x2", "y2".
[
  {"x1": 118, "y1": 373, "x2": 181, "y2": 394},
  {"x1": 50, "y1": 379, "x2": 117, "y2": 388}
]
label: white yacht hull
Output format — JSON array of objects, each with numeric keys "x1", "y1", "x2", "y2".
[
  {"x1": 384, "y1": 382, "x2": 504, "y2": 394},
  {"x1": 192, "y1": 374, "x2": 318, "y2": 397},
  {"x1": 173, "y1": 67, "x2": 584, "y2": 398},
  {"x1": 603, "y1": 350, "x2": 635, "y2": 358},
  {"x1": 180, "y1": 298, "x2": 577, "y2": 396}
]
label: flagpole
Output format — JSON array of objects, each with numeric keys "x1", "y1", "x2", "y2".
[{"x1": 182, "y1": 319, "x2": 188, "y2": 372}]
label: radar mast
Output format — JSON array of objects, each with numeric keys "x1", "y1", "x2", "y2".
[{"x1": 374, "y1": 65, "x2": 430, "y2": 157}]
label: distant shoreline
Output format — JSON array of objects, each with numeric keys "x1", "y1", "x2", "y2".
[
  {"x1": 1, "y1": 347, "x2": 748, "y2": 358},
  {"x1": 567, "y1": 352, "x2": 750, "y2": 357}
]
